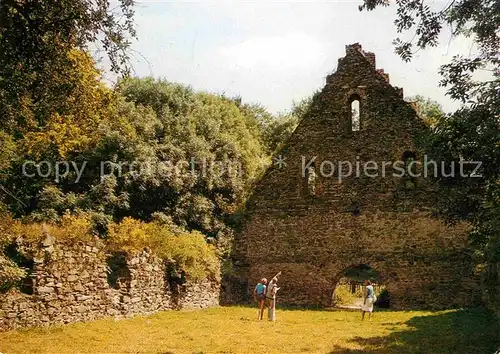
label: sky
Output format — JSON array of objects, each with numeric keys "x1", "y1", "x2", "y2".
[{"x1": 113, "y1": 0, "x2": 480, "y2": 114}]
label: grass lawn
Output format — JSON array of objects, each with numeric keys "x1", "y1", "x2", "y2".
[{"x1": 0, "y1": 306, "x2": 499, "y2": 354}]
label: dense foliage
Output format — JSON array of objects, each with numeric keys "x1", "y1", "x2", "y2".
[
  {"x1": 241, "y1": 98, "x2": 310, "y2": 154},
  {"x1": 406, "y1": 95, "x2": 445, "y2": 128},
  {"x1": 0, "y1": 0, "x2": 135, "y2": 136},
  {"x1": 360, "y1": 0, "x2": 500, "y2": 291},
  {"x1": 0, "y1": 0, "x2": 303, "y2": 291}
]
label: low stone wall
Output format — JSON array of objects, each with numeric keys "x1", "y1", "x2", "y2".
[{"x1": 0, "y1": 237, "x2": 220, "y2": 331}]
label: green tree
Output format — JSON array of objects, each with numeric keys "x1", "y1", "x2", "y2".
[
  {"x1": 259, "y1": 97, "x2": 312, "y2": 154},
  {"x1": 360, "y1": 0, "x2": 499, "y2": 299},
  {"x1": 14, "y1": 78, "x2": 269, "y2": 257},
  {"x1": 406, "y1": 95, "x2": 445, "y2": 128},
  {"x1": 235, "y1": 97, "x2": 312, "y2": 155},
  {"x1": 22, "y1": 50, "x2": 117, "y2": 159},
  {"x1": 0, "y1": 0, "x2": 135, "y2": 135},
  {"x1": 0, "y1": 131, "x2": 16, "y2": 172},
  {"x1": 114, "y1": 78, "x2": 267, "y2": 238},
  {"x1": 0, "y1": 50, "x2": 120, "y2": 219}
]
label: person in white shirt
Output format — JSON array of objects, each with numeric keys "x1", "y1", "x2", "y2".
[
  {"x1": 361, "y1": 280, "x2": 376, "y2": 321},
  {"x1": 266, "y1": 271, "x2": 281, "y2": 321}
]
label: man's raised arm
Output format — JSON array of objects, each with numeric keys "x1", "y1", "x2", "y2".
[{"x1": 270, "y1": 271, "x2": 281, "y2": 280}]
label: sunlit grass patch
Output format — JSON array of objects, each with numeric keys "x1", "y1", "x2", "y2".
[{"x1": 0, "y1": 306, "x2": 498, "y2": 354}]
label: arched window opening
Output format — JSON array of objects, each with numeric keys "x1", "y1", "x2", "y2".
[
  {"x1": 332, "y1": 264, "x2": 390, "y2": 309},
  {"x1": 350, "y1": 98, "x2": 360, "y2": 132}
]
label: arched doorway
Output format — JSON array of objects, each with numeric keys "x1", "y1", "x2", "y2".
[{"x1": 331, "y1": 264, "x2": 390, "y2": 309}]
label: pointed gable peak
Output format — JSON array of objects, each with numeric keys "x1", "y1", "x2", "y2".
[
  {"x1": 342, "y1": 42, "x2": 376, "y2": 70},
  {"x1": 326, "y1": 43, "x2": 403, "y2": 97}
]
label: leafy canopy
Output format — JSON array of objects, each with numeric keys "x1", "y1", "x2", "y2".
[{"x1": 0, "y1": 0, "x2": 135, "y2": 134}]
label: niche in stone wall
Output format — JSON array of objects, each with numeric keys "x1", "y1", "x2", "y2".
[
  {"x1": 107, "y1": 252, "x2": 131, "y2": 291},
  {"x1": 2, "y1": 243, "x2": 35, "y2": 294},
  {"x1": 349, "y1": 200, "x2": 361, "y2": 216},
  {"x1": 165, "y1": 262, "x2": 186, "y2": 294},
  {"x1": 303, "y1": 160, "x2": 317, "y2": 197},
  {"x1": 402, "y1": 150, "x2": 417, "y2": 189}
]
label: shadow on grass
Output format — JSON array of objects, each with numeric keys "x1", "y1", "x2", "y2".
[
  {"x1": 221, "y1": 303, "x2": 330, "y2": 312},
  {"x1": 329, "y1": 308, "x2": 500, "y2": 354}
]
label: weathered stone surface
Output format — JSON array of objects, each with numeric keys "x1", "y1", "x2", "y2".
[
  {"x1": 0, "y1": 239, "x2": 220, "y2": 331},
  {"x1": 66, "y1": 275, "x2": 78, "y2": 282},
  {"x1": 76, "y1": 295, "x2": 92, "y2": 301},
  {"x1": 224, "y1": 43, "x2": 481, "y2": 310},
  {"x1": 37, "y1": 287, "x2": 54, "y2": 294},
  {"x1": 42, "y1": 234, "x2": 56, "y2": 247}
]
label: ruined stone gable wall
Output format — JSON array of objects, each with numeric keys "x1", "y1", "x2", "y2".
[
  {"x1": 0, "y1": 239, "x2": 220, "y2": 331},
  {"x1": 226, "y1": 44, "x2": 481, "y2": 309}
]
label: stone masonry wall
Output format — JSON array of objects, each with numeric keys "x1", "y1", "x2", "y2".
[
  {"x1": 226, "y1": 43, "x2": 482, "y2": 309},
  {"x1": 232, "y1": 211, "x2": 479, "y2": 309},
  {"x1": 0, "y1": 237, "x2": 219, "y2": 331}
]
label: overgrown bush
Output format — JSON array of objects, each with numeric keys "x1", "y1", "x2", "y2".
[
  {"x1": 106, "y1": 217, "x2": 220, "y2": 281},
  {"x1": 375, "y1": 288, "x2": 390, "y2": 308},
  {"x1": 0, "y1": 213, "x2": 220, "y2": 292},
  {"x1": 12, "y1": 212, "x2": 95, "y2": 244},
  {"x1": 0, "y1": 254, "x2": 27, "y2": 292},
  {"x1": 0, "y1": 213, "x2": 27, "y2": 292}
]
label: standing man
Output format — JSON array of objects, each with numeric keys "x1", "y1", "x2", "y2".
[
  {"x1": 253, "y1": 278, "x2": 267, "y2": 320},
  {"x1": 266, "y1": 271, "x2": 281, "y2": 321}
]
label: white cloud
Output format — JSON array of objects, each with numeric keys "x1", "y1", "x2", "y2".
[
  {"x1": 218, "y1": 33, "x2": 327, "y2": 71},
  {"x1": 121, "y1": 1, "x2": 480, "y2": 114}
]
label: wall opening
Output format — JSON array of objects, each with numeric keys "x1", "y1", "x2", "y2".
[
  {"x1": 332, "y1": 264, "x2": 389, "y2": 309},
  {"x1": 350, "y1": 96, "x2": 361, "y2": 132},
  {"x1": 402, "y1": 151, "x2": 417, "y2": 165},
  {"x1": 2, "y1": 244, "x2": 35, "y2": 294},
  {"x1": 349, "y1": 200, "x2": 361, "y2": 216},
  {"x1": 106, "y1": 252, "x2": 131, "y2": 291},
  {"x1": 402, "y1": 150, "x2": 417, "y2": 189},
  {"x1": 166, "y1": 261, "x2": 186, "y2": 305},
  {"x1": 304, "y1": 161, "x2": 317, "y2": 196}
]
